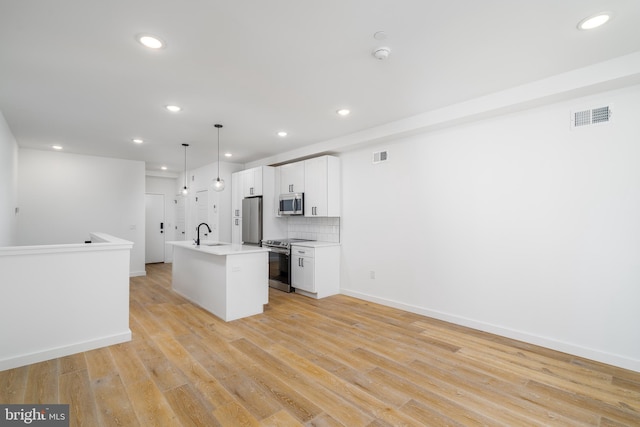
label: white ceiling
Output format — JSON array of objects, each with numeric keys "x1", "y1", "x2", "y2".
[{"x1": 1, "y1": 0, "x2": 640, "y2": 173}]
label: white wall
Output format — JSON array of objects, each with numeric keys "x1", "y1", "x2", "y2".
[
  {"x1": 0, "y1": 112, "x2": 18, "y2": 246},
  {"x1": 340, "y1": 85, "x2": 640, "y2": 371},
  {"x1": 180, "y1": 160, "x2": 244, "y2": 243},
  {"x1": 17, "y1": 149, "x2": 146, "y2": 276}
]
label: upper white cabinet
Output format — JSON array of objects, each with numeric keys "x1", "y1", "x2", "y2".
[
  {"x1": 241, "y1": 167, "x2": 263, "y2": 197},
  {"x1": 232, "y1": 167, "x2": 264, "y2": 220},
  {"x1": 279, "y1": 161, "x2": 305, "y2": 194},
  {"x1": 304, "y1": 155, "x2": 341, "y2": 217}
]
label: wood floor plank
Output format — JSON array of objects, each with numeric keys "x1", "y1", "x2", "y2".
[
  {"x1": 125, "y1": 378, "x2": 180, "y2": 426},
  {"x1": 0, "y1": 365, "x2": 28, "y2": 403},
  {"x1": 152, "y1": 333, "x2": 237, "y2": 409},
  {"x1": 213, "y1": 400, "x2": 261, "y2": 427},
  {"x1": 144, "y1": 355, "x2": 188, "y2": 392},
  {"x1": 177, "y1": 328, "x2": 284, "y2": 421},
  {"x1": 400, "y1": 398, "x2": 467, "y2": 427},
  {"x1": 2, "y1": 262, "x2": 639, "y2": 427},
  {"x1": 261, "y1": 409, "x2": 304, "y2": 426},
  {"x1": 23, "y1": 359, "x2": 58, "y2": 403},
  {"x1": 108, "y1": 343, "x2": 150, "y2": 387},
  {"x1": 231, "y1": 338, "x2": 327, "y2": 423},
  {"x1": 91, "y1": 374, "x2": 140, "y2": 427},
  {"x1": 266, "y1": 343, "x2": 424, "y2": 426},
  {"x1": 59, "y1": 369, "x2": 100, "y2": 427},
  {"x1": 163, "y1": 384, "x2": 221, "y2": 427},
  {"x1": 59, "y1": 352, "x2": 87, "y2": 375},
  {"x1": 145, "y1": 303, "x2": 193, "y2": 337},
  {"x1": 85, "y1": 347, "x2": 117, "y2": 381}
]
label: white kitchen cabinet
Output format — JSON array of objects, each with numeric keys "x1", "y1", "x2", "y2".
[
  {"x1": 278, "y1": 161, "x2": 305, "y2": 194},
  {"x1": 232, "y1": 172, "x2": 242, "y2": 219},
  {"x1": 304, "y1": 155, "x2": 341, "y2": 217},
  {"x1": 242, "y1": 167, "x2": 263, "y2": 197},
  {"x1": 232, "y1": 167, "x2": 263, "y2": 203},
  {"x1": 232, "y1": 217, "x2": 242, "y2": 244},
  {"x1": 291, "y1": 243, "x2": 340, "y2": 299},
  {"x1": 291, "y1": 247, "x2": 315, "y2": 293}
]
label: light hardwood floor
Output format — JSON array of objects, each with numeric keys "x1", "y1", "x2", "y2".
[{"x1": 1, "y1": 262, "x2": 639, "y2": 426}]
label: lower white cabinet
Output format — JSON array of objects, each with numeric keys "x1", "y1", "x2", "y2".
[
  {"x1": 291, "y1": 244, "x2": 340, "y2": 299},
  {"x1": 291, "y1": 247, "x2": 315, "y2": 292}
]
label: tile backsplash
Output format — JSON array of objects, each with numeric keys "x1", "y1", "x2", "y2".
[{"x1": 287, "y1": 217, "x2": 340, "y2": 243}]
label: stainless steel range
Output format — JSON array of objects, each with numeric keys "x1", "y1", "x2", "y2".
[{"x1": 262, "y1": 238, "x2": 310, "y2": 292}]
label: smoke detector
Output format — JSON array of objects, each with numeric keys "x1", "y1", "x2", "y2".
[{"x1": 372, "y1": 47, "x2": 391, "y2": 60}]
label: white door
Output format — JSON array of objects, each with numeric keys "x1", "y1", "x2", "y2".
[{"x1": 145, "y1": 194, "x2": 165, "y2": 263}]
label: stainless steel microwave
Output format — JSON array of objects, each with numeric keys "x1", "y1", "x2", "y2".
[{"x1": 279, "y1": 193, "x2": 304, "y2": 215}]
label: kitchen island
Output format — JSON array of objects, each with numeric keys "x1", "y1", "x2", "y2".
[{"x1": 169, "y1": 241, "x2": 269, "y2": 321}]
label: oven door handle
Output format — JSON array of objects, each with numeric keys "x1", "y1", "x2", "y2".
[{"x1": 266, "y1": 247, "x2": 289, "y2": 255}]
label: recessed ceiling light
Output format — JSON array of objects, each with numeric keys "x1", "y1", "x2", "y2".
[
  {"x1": 132, "y1": 138, "x2": 143, "y2": 144},
  {"x1": 337, "y1": 109, "x2": 351, "y2": 116},
  {"x1": 51, "y1": 145, "x2": 63, "y2": 150},
  {"x1": 577, "y1": 12, "x2": 611, "y2": 30},
  {"x1": 277, "y1": 131, "x2": 288, "y2": 137},
  {"x1": 224, "y1": 153, "x2": 232, "y2": 158},
  {"x1": 373, "y1": 31, "x2": 387, "y2": 41},
  {"x1": 165, "y1": 105, "x2": 181, "y2": 113},
  {"x1": 136, "y1": 34, "x2": 165, "y2": 49},
  {"x1": 161, "y1": 166, "x2": 167, "y2": 170}
]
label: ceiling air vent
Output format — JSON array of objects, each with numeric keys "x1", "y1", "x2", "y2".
[
  {"x1": 373, "y1": 150, "x2": 388, "y2": 164},
  {"x1": 571, "y1": 105, "x2": 612, "y2": 129}
]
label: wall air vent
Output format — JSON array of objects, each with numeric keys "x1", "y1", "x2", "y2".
[
  {"x1": 373, "y1": 150, "x2": 388, "y2": 164},
  {"x1": 571, "y1": 105, "x2": 612, "y2": 129}
]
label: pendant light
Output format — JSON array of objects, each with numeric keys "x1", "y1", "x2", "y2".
[
  {"x1": 181, "y1": 143, "x2": 189, "y2": 195},
  {"x1": 212, "y1": 124, "x2": 225, "y2": 191}
]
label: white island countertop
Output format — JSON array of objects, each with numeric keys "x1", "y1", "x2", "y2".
[{"x1": 168, "y1": 240, "x2": 269, "y2": 255}]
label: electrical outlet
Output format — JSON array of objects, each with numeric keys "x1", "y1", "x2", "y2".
[{"x1": 370, "y1": 271, "x2": 376, "y2": 279}]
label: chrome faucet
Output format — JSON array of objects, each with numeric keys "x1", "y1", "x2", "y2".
[{"x1": 195, "y1": 223, "x2": 211, "y2": 246}]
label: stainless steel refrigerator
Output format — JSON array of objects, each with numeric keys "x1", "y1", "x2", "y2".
[{"x1": 242, "y1": 196, "x2": 262, "y2": 246}]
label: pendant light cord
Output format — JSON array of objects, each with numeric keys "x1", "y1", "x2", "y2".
[
  {"x1": 182, "y1": 143, "x2": 189, "y2": 191},
  {"x1": 214, "y1": 124, "x2": 223, "y2": 180}
]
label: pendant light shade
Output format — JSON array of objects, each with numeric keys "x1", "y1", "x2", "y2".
[
  {"x1": 181, "y1": 143, "x2": 189, "y2": 195},
  {"x1": 212, "y1": 124, "x2": 225, "y2": 192}
]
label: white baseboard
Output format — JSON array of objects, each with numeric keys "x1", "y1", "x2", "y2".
[
  {"x1": 130, "y1": 270, "x2": 147, "y2": 277},
  {"x1": 340, "y1": 289, "x2": 640, "y2": 373},
  {"x1": 0, "y1": 330, "x2": 131, "y2": 372}
]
